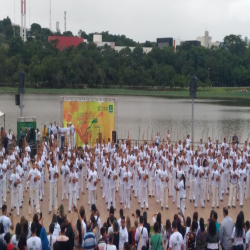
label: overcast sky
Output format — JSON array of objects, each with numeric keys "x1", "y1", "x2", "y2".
[{"x1": 1, "y1": 0, "x2": 250, "y2": 43}]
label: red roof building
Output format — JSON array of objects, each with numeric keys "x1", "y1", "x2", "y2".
[{"x1": 48, "y1": 36, "x2": 84, "y2": 51}]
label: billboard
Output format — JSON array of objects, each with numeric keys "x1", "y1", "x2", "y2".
[{"x1": 61, "y1": 97, "x2": 116, "y2": 147}]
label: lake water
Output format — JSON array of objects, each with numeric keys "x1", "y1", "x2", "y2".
[{"x1": 0, "y1": 94, "x2": 249, "y2": 144}]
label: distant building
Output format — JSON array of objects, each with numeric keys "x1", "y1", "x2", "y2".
[
  {"x1": 48, "y1": 36, "x2": 84, "y2": 51},
  {"x1": 157, "y1": 38, "x2": 173, "y2": 48},
  {"x1": 92, "y1": 34, "x2": 152, "y2": 53},
  {"x1": 196, "y1": 31, "x2": 212, "y2": 48},
  {"x1": 181, "y1": 40, "x2": 201, "y2": 46}
]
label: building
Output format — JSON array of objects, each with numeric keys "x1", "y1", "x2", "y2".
[
  {"x1": 48, "y1": 36, "x2": 84, "y2": 51},
  {"x1": 196, "y1": 31, "x2": 212, "y2": 48},
  {"x1": 157, "y1": 38, "x2": 174, "y2": 48},
  {"x1": 181, "y1": 40, "x2": 201, "y2": 46},
  {"x1": 92, "y1": 34, "x2": 152, "y2": 53}
]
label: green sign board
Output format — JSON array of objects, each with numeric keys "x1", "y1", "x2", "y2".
[{"x1": 17, "y1": 121, "x2": 37, "y2": 144}]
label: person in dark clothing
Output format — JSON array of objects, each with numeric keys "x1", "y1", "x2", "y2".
[
  {"x1": 113, "y1": 220, "x2": 119, "y2": 250},
  {"x1": 56, "y1": 223, "x2": 70, "y2": 250},
  {"x1": 107, "y1": 206, "x2": 116, "y2": 228},
  {"x1": 143, "y1": 212, "x2": 150, "y2": 250},
  {"x1": 3, "y1": 134, "x2": 8, "y2": 154},
  {"x1": 33, "y1": 214, "x2": 42, "y2": 238},
  {"x1": 65, "y1": 218, "x2": 74, "y2": 250}
]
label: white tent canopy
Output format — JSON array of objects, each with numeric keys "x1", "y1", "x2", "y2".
[{"x1": 0, "y1": 111, "x2": 5, "y2": 130}]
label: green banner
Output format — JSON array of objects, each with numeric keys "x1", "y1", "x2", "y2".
[{"x1": 17, "y1": 121, "x2": 37, "y2": 144}]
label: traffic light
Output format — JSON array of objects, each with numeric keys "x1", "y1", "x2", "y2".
[
  {"x1": 18, "y1": 72, "x2": 25, "y2": 93},
  {"x1": 190, "y1": 76, "x2": 197, "y2": 98}
]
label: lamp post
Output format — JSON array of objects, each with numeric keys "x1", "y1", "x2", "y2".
[{"x1": 190, "y1": 76, "x2": 197, "y2": 150}]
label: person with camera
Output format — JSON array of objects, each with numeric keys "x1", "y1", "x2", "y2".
[
  {"x1": 69, "y1": 165, "x2": 78, "y2": 213},
  {"x1": 49, "y1": 159, "x2": 59, "y2": 214}
]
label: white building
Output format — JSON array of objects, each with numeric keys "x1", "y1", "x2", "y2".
[
  {"x1": 196, "y1": 31, "x2": 212, "y2": 48},
  {"x1": 92, "y1": 34, "x2": 152, "y2": 53}
]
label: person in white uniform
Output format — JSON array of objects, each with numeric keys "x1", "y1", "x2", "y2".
[
  {"x1": 228, "y1": 163, "x2": 239, "y2": 208},
  {"x1": 16, "y1": 159, "x2": 24, "y2": 208},
  {"x1": 175, "y1": 174, "x2": 186, "y2": 215},
  {"x1": 61, "y1": 158, "x2": 69, "y2": 200},
  {"x1": 160, "y1": 163, "x2": 169, "y2": 210},
  {"x1": 9, "y1": 165, "x2": 21, "y2": 216},
  {"x1": 69, "y1": 165, "x2": 78, "y2": 212},
  {"x1": 48, "y1": 160, "x2": 59, "y2": 214},
  {"x1": 108, "y1": 163, "x2": 117, "y2": 210},
  {"x1": 148, "y1": 157, "x2": 156, "y2": 197},
  {"x1": 0, "y1": 156, "x2": 7, "y2": 203},
  {"x1": 123, "y1": 163, "x2": 132, "y2": 209},
  {"x1": 211, "y1": 163, "x2": 220, "y2": 208},
  {"x1": 88, "y1": 163, "x2": 98, "y2": 207},
  {"x1": 138, "y1": 162, "x2": 149, "y2": 210},
  {"x1": 194, "y1": 159, "x2": 204, "y2": 208},
  {"x1": 188, "y1": 157, "x2": 196, "y2": 202},
  {"x1": 76, "y1": 154, "x2": 84, "y2": 195},
  {"x1": 238, "y1": 162, "x2": 246, "y2": 208},
  {"x1": 70, "y1": 124, "x2": 75, "y2": 149},
  {"x1": 28, "y1": 161, "x2": 41, "y2": 214}
]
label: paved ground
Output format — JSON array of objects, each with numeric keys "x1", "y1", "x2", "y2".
[{"x1": 3, "y1": 163, "x2": 249, "y2": 232}]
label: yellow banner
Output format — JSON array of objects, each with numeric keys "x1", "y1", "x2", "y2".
[{"x1": 63, "y1": 101, "x2": 115, "y2": 147}]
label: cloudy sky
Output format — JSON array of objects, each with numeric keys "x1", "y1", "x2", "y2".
[{"x1": 1, "y1": 0, "x2": 250, "y2": 43}]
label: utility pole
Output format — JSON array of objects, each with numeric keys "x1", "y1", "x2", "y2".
[
  {"x1": 18, "y1": 72, "x2": 25, "y2": 117},
  {"x1": 190, "y1": 76, "x2": 197, "y2": 150}
]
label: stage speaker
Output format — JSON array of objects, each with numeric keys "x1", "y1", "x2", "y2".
[
  {"x1": 15, "y1": 94, "x2": 20, "y2": 105},
  {"x1": 112, "y1": 131, "x2": 117, "y2": 143},
  {"x1": 30, "y1": 128, "x2": 35, "y2": 141}
]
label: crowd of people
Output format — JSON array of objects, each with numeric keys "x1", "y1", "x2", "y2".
[
  {"x1": 0, "y1": 123, "x2": 250, "y2": 250},
  {"x1": 0, "y1": 202, "x2": 249, "y2": 250}
]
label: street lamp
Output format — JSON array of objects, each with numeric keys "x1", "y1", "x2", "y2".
[{"x1": 190, "y1": 76, "x2": 197, "y2": 150}]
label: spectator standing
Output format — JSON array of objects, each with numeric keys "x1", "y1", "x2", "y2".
[
  {"x1": 107, "y1": 232, "x2": 116, "y2": 250},
  {"x1": 82, "y1": 223, "x2": 96, "y2": 250},
  {"x1": 40, "y1": 227, "x2": 50, "y2": 250},
  {"x1": 27, "y1": 223, "x2": 42, "y2": 250},
  {"x1": 17, "y1": 232, "x2": 27, "y2": 250},
  {"x1": 231, "y1": 214, "x2": 246, "y2": 250},
  {"x1": 219, "y1": 207, "x2": 234, "y2": 250},
  {"x1": 186, "y1": 221, "x2": 197, "y2": 250},
  {"x1": 56, "y1": 223, "x2": 70, "y2": 250},
  {"x1": 169, "y1": 220, "x2": 184, "y2": 250},
  {"x1": 164, "y1": 219, "x2": 172, "y2": 250},
  {"x1": 4, "y1": 232, "x2": 15, "y2": 250},
  {"x1": 206, "y1": 220, "x2": 219, "y2": 250},
  {"x1": 119, "y1": 216, "x2": 128, "y2": 250},
  {"x1": 196, "y1": 218, "x2": 206, "y2": 250},
  {"x1": 0, "y1": 205, "x2": 14, "y2": 234},
  {"x1": 11, "y1": 223, "x2": 22, "y2": 248},
  {"x1": 135, "y1": 216, "x2": 148, "y2": 250},
  {"x1": 113, "y1": 221, "x2": 119, "y2": 250},
  {"x1": 150, "y1": 222, "x2": 162, "y2": 250},
  {"x1": 48, "y1": 223, "x2": 56, "y2": 250}
]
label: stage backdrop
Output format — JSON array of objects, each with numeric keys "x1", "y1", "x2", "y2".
[{"x1": 61, "y1": 97, "x2": 116, "y2": 147}]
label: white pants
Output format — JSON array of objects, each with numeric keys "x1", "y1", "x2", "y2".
[
  {"x1": 156, "y1": 184, "x2": 161, "y2": 203},
  {"x1": 180, "y1": 198, "x2": 185, "y2": 215},
  {"x1": 69, "y1": 189, "x2": 77, "y2": 211},
  {"x1": 140, "y1": 186, "x2": 148, "y2": 208},
  {"x1": 124, "y1": 188, "x2": 130, "y2": 209},
  {"x1": 219, "y1": 179, "x2": 224, "y2": 200},
  {"x1": 195, "y1": 182, "x2": 204, "y2": 207},
  {"x1": 120, "y1": 183, "x2": 124, "y2": 203},
  {"x1": 108, "y1": 186, "x2": 116, "y2": 209},
  {"x1": 67, "y1": 136, "x2": 71, "y2": 148},
  {"x1": 149, "y1": 177, "x2": 155, "y2": 196},
  {"x1": 245, "y1": 177, "x2": 250, "y2": 199},
  {"x1": 90, "y1": 190, "x2": 96, "y2": 205},
  {"x1": 2, "y1": 179, "x2": 6, "y2": 201},
  {"x1": 212, "y1": 185, "x2": 219, "y2": 207},
  {"x1": 11, "y1": 190, "x2": 19, "y2": 215},
  {"x1": 134, "y1": 177, "x2": 139, "y2": 197},
  {"x1": 24, "y1": 171, "x2": 29, "y2": 190},
  {"x1": 62, "y1": 178, "x2": 68, "y2": 200},
  {"x1": 30, "y1": 186, "x2": 40, "y2": 213},
  {"x1": 173, "y1": 180, "x2": 176, "y2": 202},
  {"x1": 78, "y1": 173, "x2": 84, "y2": 193},
  {"x1": 228, "y1": 183, "x2": 237, "y2": 206},
  {"x1": 7, "y1": 171, "x2": 11, "y2": 191},
  {"x1": 239, "y1": 182, "x2": 244, "y2": 206},
  {"x1": 49, "y1": 182, "x2": 57, "y2": 212},
  {"x1": 18, "y1": 183, "x2": 23, "y2": 207},
  {"x1": 71, "y1": 134, "x2": 75, "y2": 149},
  {"x1": 168, "y1": 176, "x2": 173, "y2": 197},
  {"x1": 161, "y1": 185, "x2": 168, "y2": 208},
  {"x1": 224, "y1": 173, "x2": 229, "y2": 194},
  {"x1": 189, "y1": 178, "x2": 195, "y2": 201},
  {"x1": 203, "y1": 178, "x2": 209, "y2": 201}
]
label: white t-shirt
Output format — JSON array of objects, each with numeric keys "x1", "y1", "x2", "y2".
[
  {"x1": 119, "y1": 227, "x2": 128, "y2": 250},
  {"x1": 231, "y1": 227, "x2": 246, "y2": 246},
  {"x1": 178, "y1": 180, "x2": 186, "y2": 199},
  {"x1": 169, "y1": 231, "x2": 183, "y2": 250},
  {"x1": 69, "y1": 171, "x2": 78, "y2": 191},
  {"x1": 10, "y1": 173, "x2": 20, "y2": 192},
  {"x1": 88, "y1": 170, "x2": 98, "y2": 191},
  {"x1": 11, "y1": 234, "x2": 19, "y2": 248},
  {"x1": 135, "y1": 226, "x2": 148, "y2": 250},
  {"x1": 29, "y1": 169, "x2": 41, "y2": 188},
  {"x1": 47, "y1": 234, "x2": 56, "y2": 250},
  {"x1": 27, "y1": 236, "x2": 42, "y2": 250},
  {"x1": 49, "y1": 165, "x2": 58, "y2": 183},
  {"x1": 0, "y1": 215, "x2": 11, "y2": 233},
  {"x1": 53, "y1": 222, "x2": 61, "y2": 237},
  {"x1": 246, "y1": 229, "x2": 250, "y2": 247},
  {"x1": 107, "y1": 245, "x2": 117, "y2": 250}
]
